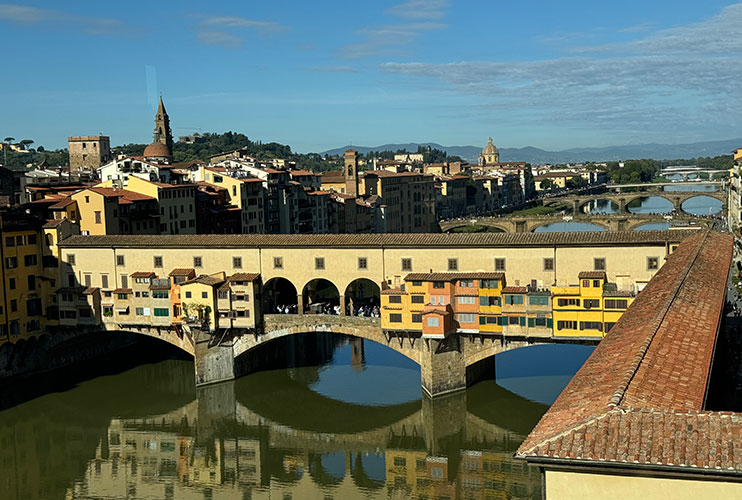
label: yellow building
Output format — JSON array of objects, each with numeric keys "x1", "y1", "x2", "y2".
[
  {"x1": 551, "y1": 271, "x2": 634, "y2": 338},
  {"x1": 98, "y1": 176, "x2": 197, "y2": 235},
  {"x1": 180, "y1": 273, "x2": 227, "y2": 331},
  {"x1": 71, "y1": 187, "x2": 159, "y2": 235}
]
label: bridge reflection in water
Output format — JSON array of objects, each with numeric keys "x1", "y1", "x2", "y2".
[{"x1": 0, "y1": 333, "x2": 583, "y2": 500}]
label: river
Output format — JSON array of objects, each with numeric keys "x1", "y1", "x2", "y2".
[{"x1": 0, "y1": 333, "x2": 593, "y2": 500}]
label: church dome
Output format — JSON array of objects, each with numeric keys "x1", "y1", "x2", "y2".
[
  {"x1": 482, "y1": 137, "x2": 498, "y2": 155},
  {"x1": 143, "y1": 141, "x2": 171, "y2": 158}
]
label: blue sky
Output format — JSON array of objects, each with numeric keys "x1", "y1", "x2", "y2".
[{"x1": 1, "y1": 0, "x2": 741, "y2": 152}]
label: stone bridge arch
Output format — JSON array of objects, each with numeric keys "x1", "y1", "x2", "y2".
[
  {"x1": 528, "y1": 218, "x2": 610, "y2": 232},
  {"x1": 440, "y1": 220, "x2": 511, "y2": 233},
  {"x1": 104, "y1": 326, "x2": 196, "y2": 356},
  {"x1": 232, "y1": 315, "x2": 422, "y2": 365}
]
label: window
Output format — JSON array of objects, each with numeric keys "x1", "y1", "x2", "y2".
[
  {"x1": 10, "y1": 299, "x2": 17, "y2": 312},
  {"x1": 480, "y1": 279, "x2": 499, "y2": 289},
  {"x1": 457, "y1": 296, "x2": 476, "y2": 304},
  {"x1": 389, "y1": 313, "x2": 402, "y2": 323},
  {"x1": 605, "y1": 322, "x2": 616, "y2": 332},
  {"x1": 273, "y1": 257, "x2": 283, "y2": 269},
  {"x1": 116, "y1": 255, "x2": 125, "y2": 266},
  {"x1": 557, "y1": 298, "x2": 580, "y2": 307},
  {"x1": 67, "y1": 254, "x2": 76, "y2": 265},
  {"x1": 557, "y1": 320, "x2": 578, "y2": 330},
  {"x1": 218, "y1": 291, "x2": 228, "y2": 299},
  {"x1": 233, "y1": 257, "x2": 242, "y2": 269},
  {"x1": 185, "y1": 291, "x2": 192, "y2": 298},
  {"x1": 121, "y1": 275, "x2": 128, "y2": 288},
  {"x1": 411, "y1": 313, "x2": 422, "y2": 323},
  {"x1": 411, "y1": 295, "x2": 425, "y2": 304},
  {"x1": 23, "y1": 254, "x2": 38, "y2": 267},
  {"x1": 83, "y1": 274, "x2": 91, "y2": 287},
  {"x1": 193, "y1": 256, "x2": 202, "y2": 268},
  {"x1": 584, "y1": 299, "x2": 600, "y2": 309},
  {"x1": 529, "y1": 295, "x2": 549, "y2": 306},
  {"x1": 605, "y1": 299, "x2": 628, "y2": 309},
  {"x1": 95, "y1": 211, "x2": 102, "y2": 224},
  {"x1": 535, "y1": 316, "x2": 547, "y2": 327},
  {"x1": 593, "y1": 280, "x2": 601, "y2": 288},
  {"x1": 8, "y1": 278, "x2": 15, "y2": 290},
  {"x1": 393, "y1": 457, "x2": 407, "y2": 467},
  {"x1": 412, "y1": 280, "x2": 422, "y2": 286},
  {"x1": 27, "y1": 234, "x2": 36, "y2": 245},
  {"x1": 5, "y1": 257, "x2": 17, "y2": 269},
  {"x1": 479, "y1": 296, "x2": 501, "y2": 306},
  {"x1": 154, "y1": 256, "x2": 163, "y2": 268},
  {"x1": 401, "y1": 258, "x2": 412, "y2": 271},
  {"x1": 5, "y1": 236, "x2": 14, "y2": 247},
  {"x1": 117, "y1": 293, "x2": 128, "y2": 300},
  {"x1": 494, "y1": 258, "x2": 506, "y2": 271},
  {"x1": 15, "y1": 236, "x2": 23, "y2": 246},
  {"x1": 315, "y1": 257, "x2": 325, "y2": 270},
  {"x1": 152, "y1": 291, "x2": 169, "y2": 299},
  {"x1": 136, "y1": 307, "x2": 145, "y2": 315},
  {"x1": 201, "y1": 291, "x2": 208, "y2": 298},
  {"x1": 426, "y1": 316, "x2": 440, "y2": 327},
  {"x1": 504, "y1": 294, "x2": 523, "y2": 305},
  {"x1": 508, "y1": 316, "x2": 520, "y2": 325},
  {"x1": 594, "y1": 258, "x2": 606, "y2": 271},
  {"x1": 357, "y1": 257, "x2": 367, "y2": 270},
  {"x1": 447, "y1": 258, "x2": 458, "y2": 271},
  {"x1": 647, "y1": 256, "x2": 659, "y2": 270},
  {"x1": 154, "y1": 308, "x2": 169, "y2": 317},
  {"x1": 459, "y1": 279, "x2": 474, "y2": 287},
  {"x1": 543, "y1": 258, "x2": 554, "y2": 271},
  {"x1": 580, "y1": 321, "x2": 603, "y2": 331},
  {"x1": 101, "y1": 274, "x2": 109, "y2": 289},
  {"x1": 457, "y1": 313, "x2": 476, "y2": 323},
  {"x1": 433, "y1": 281, "x2": 445, "y2": 289},
  {"x1": 388, "y1": 295, "x2": 402, "y2": 304}
]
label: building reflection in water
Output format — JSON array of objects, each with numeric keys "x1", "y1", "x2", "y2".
[{"x1": 0, "y1": 333, "x2": 550, "y2": 500}]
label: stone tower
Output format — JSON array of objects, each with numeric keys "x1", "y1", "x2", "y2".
[
  {"x1": 153, "y1": 97, "x2": 173, "y2": 154},
  {"x1": 344, "y1": 149, "x2": 359, "y2": 196}
]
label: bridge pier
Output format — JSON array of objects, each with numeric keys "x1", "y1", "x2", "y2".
[{"x1": 194, "y1": 337, "x2": 236, "y2": 387}]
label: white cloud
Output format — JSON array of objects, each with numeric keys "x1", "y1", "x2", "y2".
[
  {"x1": 194, "y1": 14, "x2": 285, "y2": 49},
  {"x1": 380, "y1": 4, "x2": 742, "y2": 141},
  {"x1": 0, "y1": 3, "x2": 124, "y2": 34},
  {"x1": 386, "y1": 0, "x2": 448, "y2": 20}
]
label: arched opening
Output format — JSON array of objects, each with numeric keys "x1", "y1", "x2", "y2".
[
  {"x1": 445, "y1": 224, "x2": 506, "y2": 234},
  {"x1": 345, "y1": 278, "x2": 380, "y2": 317},
  {"x1": 309, "y1": 452, "x2": 346, "y2": 487},
  {"x1": 350, "y1": 453, "x2": 385, "y2": 490},
  {"x1": 579, "y1": 199, "x2": 618, "y2": 214},
  {"x1": 626, "y1": 196, "x2": 673, "y2": 214},
  {"x1": 680, "y1": 195, "x2": 722, "y2": 216},
  {"x1": 533, "y1": 222, "x2": 606, "y2": 233},
  {"x1": 263, "y1": 277, "x2": 298, "y2": 314},
  {"x1": 302, "y1": 279, "x2": 340, "y2": 315}
]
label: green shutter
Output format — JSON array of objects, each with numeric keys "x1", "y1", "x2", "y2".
[
  {"x1": 547, "y1": 318, "x2": 553, "y2": 328},
  {"x1": 528, "y1": 317, "x2": 535, "y2": 328},
  {"x1": 480, "y1": 296, "x2": 487, "y2": 306},
  {"x1": 519, "y1": 316, "x2": 526, "y2": 326},
  {"x1": 498, "y1": 316, "x2": 506, "y2": 326},
  {"x1": 479, "y1": 316, "x2": 486, "y2": 325}
]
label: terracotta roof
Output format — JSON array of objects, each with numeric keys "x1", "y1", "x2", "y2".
[
  {"x1": 290, "y1": 169, "x2": 316, "y2": 176},
  {"x1": 143, "y1": 142, "x2": 171, "y2": 158},
  {"x1": 578, "y1": 271, "x2": 607, "y2": 279},
  {"x1": 405, "y1": 272, "x2": 505, "y2": 282},
  {"x1": 130, "y1": 271, "x2": 155, "y2": 278},
  {"x1": 82, "y1": 287, "x2": 99, "y2": 295},
  {"x1": 229, "y1": 273, "x2": 260, "y2": 282},
  {"x1": 182, "y1": 275, "x2": 225, "y2": 286},
  {"x1": 43, "y1": 219, "x2": 65, "y2": 228},
  {"x1": 517, "y1": 231, "x2": 738, "y2": 476},
  {"x1": 169, "y1": 268, "x2": 195, "y2": 276},
  {"x1": 502, "y1": 286, "x2": 527, "y2": 293},
  {"x1": 112, "y1": 288, "x2": 132, "y2": 294},
  {"x1": 59, "y1": 231, "x2": 697, "y2": 250},
  {"x1": 85, "y1": 187, "x2": 156, "y2": 202}
]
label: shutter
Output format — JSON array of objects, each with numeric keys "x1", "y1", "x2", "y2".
[
  {"x1": 547, "y1": 318, "x2": 553, "y2": 328},
  {"x1": 528, "y1": 317, "x2": 535, "y2": 328},
  {"x1": 498, "y1": 316, "x2": 505, "y2": 326},
  {"x1": 519, "y1": 316, "x2": 526, "y2": 327}
]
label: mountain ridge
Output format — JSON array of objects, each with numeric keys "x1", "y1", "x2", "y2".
[{"x1": 321, "y1": 138, "x2": 742, "y2": 164}]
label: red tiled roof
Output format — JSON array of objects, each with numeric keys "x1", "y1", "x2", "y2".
[
  {"x1": 502, "y1": 286, "x2": 527, "y2": 293},
  {"x1": 229, "y1": 273, "x2": 260, "y2": 282},
  {"x1": 578, "y1": 271, "x2": 607, "y2": 279},
  {"x1": 169, "y1": 268, "x2": 195, "y2": 276},
  {"x1": 112, "y1": 288, "x2": 132, "y2": 294},
  {"x1": 130, "y1": 271, "x2": 155, "y2": 278},
  {"x1": 517, "y1": 231, "x2": 738, "y2": 475},
  {"x1": 404, "y1": 272, "x2": 505, "y2": 282}
]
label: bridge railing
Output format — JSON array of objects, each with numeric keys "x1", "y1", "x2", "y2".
[{"x1": 263, "y1": 314, "x2": 380, "y2": 330}]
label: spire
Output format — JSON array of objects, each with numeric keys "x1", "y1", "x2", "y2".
[{"x1": 152, "y1": 95, "x2": 173, "y2": 156}]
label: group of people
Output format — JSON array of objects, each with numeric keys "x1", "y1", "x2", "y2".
[
  {"x1": 274, "y1": 304, "x2": 298, "y2": 314},
  {"x1": 271, "y1": 302, "x2": 380, "y2": 317},
  {"x1": 352, "y1": 305, "x2": 380, "y2": 318}
]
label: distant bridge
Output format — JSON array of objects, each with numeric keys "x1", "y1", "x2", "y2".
[
  {"x1": 440, "y1": 213, "x2": 712, "y2": 233},
  {"x1": 544, "y1": 189, "x2": 726, "y2": 215}
]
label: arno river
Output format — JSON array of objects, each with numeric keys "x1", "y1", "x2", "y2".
[{"x1": 0, "y1": 333, "x2": 593, "y2": 500}]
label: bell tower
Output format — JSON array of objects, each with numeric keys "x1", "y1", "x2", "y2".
[
  {"x1": 344, "y1": 149, "x2": 359, "y2": 196},
  {"x1": 153, "y1": 97, "x2": 173, "y2": 154}
]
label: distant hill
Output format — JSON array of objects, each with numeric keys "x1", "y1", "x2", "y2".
[{"x1": 322, "y1": 138, "x2": 742, "y2": 164}]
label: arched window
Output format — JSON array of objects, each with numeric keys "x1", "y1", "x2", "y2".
[
  {"x1": 10, "y1": 321, "x2": 19, "y2": 335},
  {"x1": 46, "y1": 233, "x2": 54, "y2": 246}
]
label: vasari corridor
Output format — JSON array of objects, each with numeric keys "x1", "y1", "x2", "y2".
[{"x1": 3, "y1": 1, "x2": 742, "y2": 499}]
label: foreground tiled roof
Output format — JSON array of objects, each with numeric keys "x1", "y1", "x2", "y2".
[
  {"x1": 229, "y1": 272, "x2": 260, "y2": 282},
  {"x1": 577, "y1": 271, "x2": 607, "y2": 279},
  {"x1": 405, "y1": 272, "x2": 506, "y2": 282},
  {"x1": 59, "y1": 230, "x2": 696, "y2": 249},
  {"x1": 182, "y1": 275, "x2": 225, "y2": 286},
  {"x1": 516, "y1": 231, "x2": 739, "y2": 476},
  {"x1": 502, "y1": 286, "x2": 528, "y2": 293}
]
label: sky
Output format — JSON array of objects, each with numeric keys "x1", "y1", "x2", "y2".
[{"x1": 1, "y1": 0, "x2": 741, "y2": 153}]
